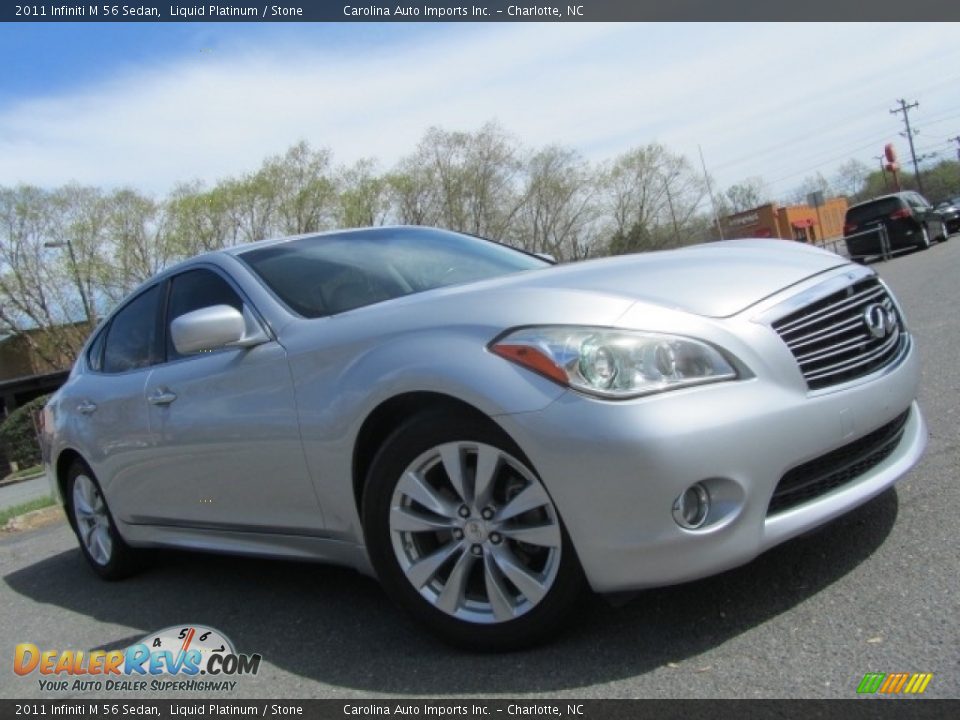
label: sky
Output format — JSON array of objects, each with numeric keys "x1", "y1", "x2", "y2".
[{"x1": 1, "y1": 22, "x2": 959, "y2": 202}]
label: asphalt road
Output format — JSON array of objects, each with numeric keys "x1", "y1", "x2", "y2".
[{"x1": 2, "y1": 239, "x2": 958, "y2": 700}]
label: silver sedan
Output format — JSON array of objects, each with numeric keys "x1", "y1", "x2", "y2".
[{"x1": 42, "y1": 227, "x2": 926, "y2": 649}]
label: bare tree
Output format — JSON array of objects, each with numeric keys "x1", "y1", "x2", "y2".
[
  {"x1": 603, "y1": 144, "x2": 706, "y2": 254},
  {"x1": 396, "y1": 123, "x2": 524, "y2": 238},
  {"x1": 0, "y1": 186, "x2": 95, "y2": 368},
  {"x1": 337, "y1": 159, "x2": 392, "y2": 227},
  {"x1": 790, "y1": 172, "x2": 832, "y2": 205},
  {"x1": 833, "y1": 159, "x2": 869, "y2": 199},
  {"x1": 98, "y1": 188, "x2": 176, "y2": 303},
  {"x1": 264, "y1": 141, "x2": 337, "y2": 236},
  {"x1": 164, "y1": 181, "x2": 240, "y2": 255},
  {"x1": 724, "y1": 176, "x2": 769, "y2": 213},
  {"x1": 512, "y1": 145, "x2": 600, "y2": 261}
]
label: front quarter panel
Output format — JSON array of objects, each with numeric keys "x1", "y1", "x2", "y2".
[{"x1": 284, "y1": 324, "x2": 568, "y2": 540}]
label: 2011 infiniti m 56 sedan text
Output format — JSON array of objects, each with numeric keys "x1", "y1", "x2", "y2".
[{"x1": 42, "y1": 227, "x2": 926, "y2": 649}]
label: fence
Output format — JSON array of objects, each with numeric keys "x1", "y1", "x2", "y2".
[{"x1": 824, "y1": 225, "x2": 901, "y2": 262}]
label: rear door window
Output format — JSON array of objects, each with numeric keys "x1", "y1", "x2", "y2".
[{"x1": 102, "y1": 285, "x2": 163, "y2": 373}]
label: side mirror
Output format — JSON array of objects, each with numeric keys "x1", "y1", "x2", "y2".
[{"x1": 170, "y1": 305, "x2": 268, "y2": 355}]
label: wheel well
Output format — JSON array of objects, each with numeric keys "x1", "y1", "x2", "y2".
[
  {"x1": 55, "y1": 449, "x2": 83, "y2": 514},
  {"x1": 352, "y1": 392, "x2": 498, "y2": 514}
]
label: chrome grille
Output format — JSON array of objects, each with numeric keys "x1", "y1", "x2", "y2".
[{"x1": 772, "y1": 278, "x2": 906, "y2": 390}]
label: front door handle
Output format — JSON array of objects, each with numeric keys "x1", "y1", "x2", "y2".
[
  {"x1": 148, "y1": 389, "x2": 178, "y2": 406},
  {"x1": 77, "y1": 400, "x2": 97, "y2": 415}
]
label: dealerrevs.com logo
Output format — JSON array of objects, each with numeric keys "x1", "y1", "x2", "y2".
[{"x1": 14, "y1": 625, "x2": 261, "y2": 693}]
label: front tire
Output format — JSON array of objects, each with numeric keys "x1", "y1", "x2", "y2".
[
  {"x1": 66, "y1": 461, "x2": 140, "y2": 580},
  {"x1": 917, "y1": 225, "x2": 931, "y2": 250},
  {"x1": 362, "y1": 410, "x2": 586, "y2": 650}
]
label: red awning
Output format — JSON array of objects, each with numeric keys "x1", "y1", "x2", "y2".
[{"x1": 791, "y1": 218, "x2": 815, "y2": 228}]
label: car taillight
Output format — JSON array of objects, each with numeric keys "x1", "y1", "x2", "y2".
[
  {"x1": 889, "y1": 208, "x2": 911, "y2": 220},
  {"x1": 843, "y1": 222, "x2": 858, "y2": 234}
]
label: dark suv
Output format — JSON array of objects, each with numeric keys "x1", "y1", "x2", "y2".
[
  {"x1": 934, "y1": 198, "x2": 960, "y2": 235},
  {"x1": 843, "y1": 191, "x2": 947, "y2": 260}
]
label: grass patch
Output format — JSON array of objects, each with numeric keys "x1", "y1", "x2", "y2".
[
  {"x1": 2, "y1": 465, "x2": 43, "y2": 483},
  {"x1": 0, "y1": 495, "x2": 56, "y2": 526}
]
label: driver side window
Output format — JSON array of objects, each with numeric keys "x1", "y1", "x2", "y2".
[{"x1": 166, "y1": 268, "x2": 244, "y2": 361}]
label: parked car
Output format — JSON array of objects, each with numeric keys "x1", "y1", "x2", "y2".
[
  {"x1": 843, "y1": 191, "x2": 947, "y2": 260},
  {"x1": 42, "y1": 227, "x2": 926, "y2": 649},
  {"x1": 934, "y1": 198, "x2": 960, "y2": 235}
]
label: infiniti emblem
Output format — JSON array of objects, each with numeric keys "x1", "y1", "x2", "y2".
[{"x1": 863, "y1": 303, "x2": 896, "y2": 339}]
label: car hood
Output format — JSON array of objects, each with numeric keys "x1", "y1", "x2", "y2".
[{"x1": 502, "y1": 239, "x2": 850, "y2": 318}]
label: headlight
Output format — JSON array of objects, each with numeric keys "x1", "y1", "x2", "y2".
[{"x1": 490, "y1": 326, "x2": 738, "y2": 399}]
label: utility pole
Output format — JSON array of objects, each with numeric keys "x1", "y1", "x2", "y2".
[
  {"x1": 698, "y1": 144, "x2": 724, "y2": 240},
  {"x1": 890, "y1": 99, "x2": 923, "y2": 194},
  {"x1": 950, "y1": 135, "x2": 960, "y2": 162},
  {"x1": 662, "y1": 171, "x2": 681, "y2": 246},
  {"x1": 873, "y1": 155, "x2": 889, "y2": 191}
]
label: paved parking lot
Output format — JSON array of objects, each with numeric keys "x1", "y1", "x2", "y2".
[{"x1": 1, "y1": 237, "x2": 958, "y2": 699}]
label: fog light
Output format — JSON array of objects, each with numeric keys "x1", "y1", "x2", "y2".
[{"x1": 673, "y1": 483, "x2": 710, "y2": 529}]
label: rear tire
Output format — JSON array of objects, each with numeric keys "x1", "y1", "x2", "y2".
[
  {"x1": 66, "y1": 461, "x2": 141, "y2": 580},
  {"x1": 362, "y1": 409, "x2": 586, "y2": 650},
  {"x1": 917, "y1": 225, "x2": 931, "y2": 250}
]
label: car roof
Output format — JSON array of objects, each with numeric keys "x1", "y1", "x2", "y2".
[
  {"x1": 219, "y1": 225, "x2": 431, "y2": 257},
  {"x1": 146, "y1": 226, "x2": 437, "y2": 281},
  {"x1": 847, "y1": 192, "x2": 914, "y2": 211}
]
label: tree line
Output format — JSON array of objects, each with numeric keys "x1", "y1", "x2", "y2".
[
  {"x1": 722, "y1": 158, "x2": 960, "y2": 214},
  {"x1": 0, "y1": 122, "x2": 714, "y2": 368},
  {"x1": 4, "y1": 120, "x2": 957, "y2": 372}
]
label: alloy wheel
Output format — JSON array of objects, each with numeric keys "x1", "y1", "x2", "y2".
[
  {"x1": 388, "y1": 441, "x2": 562, "y2": 624},
  {"x1": 72, "y1": 474, "x2": 113, "y2": 566}
]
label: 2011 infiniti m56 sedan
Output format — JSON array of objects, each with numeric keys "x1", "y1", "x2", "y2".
[{"x1": 42, "y1": 226, "x2": 926, "y2": 649}]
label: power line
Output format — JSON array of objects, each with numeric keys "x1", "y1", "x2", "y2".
[
  {"x1": 709, "y1": 75, "x2": 960, "y2": 176},
  {"x1": 765, "y1": 130, "x2": 897, "y2": 188},
  {"x1": 723, "y1": 105, "x2": 960, "y2": 191}
]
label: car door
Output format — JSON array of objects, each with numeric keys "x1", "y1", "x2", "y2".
[
  {"x1": 135, "y1": 265, "x2": 324, "y2": 533},
  {"x1": 68, "y1": 283, "x2": 164, "y2": 523}
]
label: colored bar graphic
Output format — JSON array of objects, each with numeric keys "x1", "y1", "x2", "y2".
[
  {"x1": 858, "y1": 672, "x2": 932, "y2": 695},
  {"x1": 857, "y1": 673, "x2": 886, "y2": 694}
]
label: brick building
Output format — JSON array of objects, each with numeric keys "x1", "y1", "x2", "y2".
[
  {"x1": 722, "y1": 197, "x2": 849, "y2": 244},
  {"x1": 0, "y1": 331, "x2": 77, "y2": 472}
]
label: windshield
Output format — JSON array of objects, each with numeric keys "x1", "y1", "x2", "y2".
[{"x1": 239, "y1": 227, "x2": 548, "y2": 318}]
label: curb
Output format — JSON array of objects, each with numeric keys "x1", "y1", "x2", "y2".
[{"x1": 0, "y1": 471, "x2": 45, "y2": 489}]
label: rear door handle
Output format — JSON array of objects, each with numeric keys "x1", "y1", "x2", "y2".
[
  {"x1": 77, "y1": 400, "x2": 97, "y2": 415},
  {"x1": 148, "y1": 389, "x2": 178, "y2": 406}
]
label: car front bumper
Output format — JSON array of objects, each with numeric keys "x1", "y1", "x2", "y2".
[{"x1": 495, "y1": 338, "x2": 925, "y2": 594}]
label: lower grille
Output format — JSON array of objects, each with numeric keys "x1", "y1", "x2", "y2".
[{"x1": 767, "y1": 410, "x2": 910, "y2": 515}]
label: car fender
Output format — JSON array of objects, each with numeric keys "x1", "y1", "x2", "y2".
[{"x1": 284, "y1": 327, "x2": 568, "y2": 540}]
